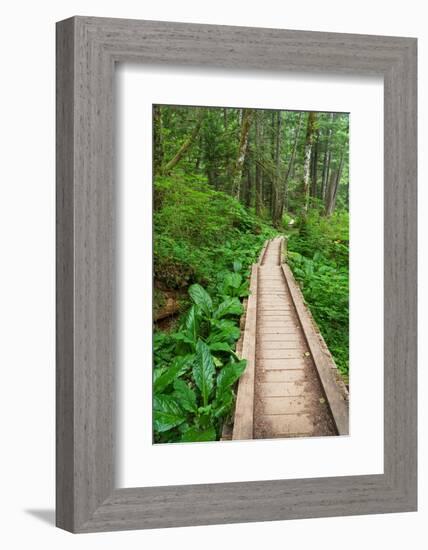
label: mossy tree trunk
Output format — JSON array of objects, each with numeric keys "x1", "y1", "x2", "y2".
[{"x1": 302, "y1": 112, "x2": 317, "y2": 212}]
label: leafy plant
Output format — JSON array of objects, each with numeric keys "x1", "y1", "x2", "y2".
[
  {"x1": 287, "y1": 211, "x2": 349, "y2": 378},
  {"x1": 153, "y1": 276, "x2": 248, "y2": 443}
]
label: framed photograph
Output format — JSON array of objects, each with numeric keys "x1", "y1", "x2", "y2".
[
  {"x1": 149, "y1": 104, "x2": 349, "y2": 447},
  {"x1": 56, "y1": 16, "x2": 417, "y2": 532}
]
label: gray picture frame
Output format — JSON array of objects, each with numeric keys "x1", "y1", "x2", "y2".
[{"x1": 56, "y1": 16, "x2": 417, "y2": 533}]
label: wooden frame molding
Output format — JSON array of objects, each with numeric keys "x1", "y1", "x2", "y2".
[{"x1": 56, "y1": 16, "x2": 417, "y2": 532}]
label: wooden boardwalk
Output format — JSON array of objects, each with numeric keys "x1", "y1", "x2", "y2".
[{"x1": 232, "y1": 237, "x2": 348, "y2": 441}]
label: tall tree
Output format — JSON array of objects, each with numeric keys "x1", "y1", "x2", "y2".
[
  {"x1": 310, "y1": 129, "x2": 319, "y2": 199},
  {"x1": 278, "y1": 111, "x2": 303, "y2": 219},
  {"x1": 243, "y1": 157, "x2": 253, "y2": 208},
  {"x1": 325, "y1": 149, "x2": 345, "y2": 216},
  {"x1": 255, "y1": 111, "x2": 263, "y2": 216},
  {"x1": 302, "y1": 112, "x2": 317, "y2": 212},
  {"x1": 320, "y1": 112, "x2": 335, "y2": 200},
  {"x1": 272, "y1": 111, "x2": 283, "y2": 225},
  {"x1": 231, "y1": 108, "x2": 254, "y2": 198},
  {"x1": 201, "y1": 109, "x2": 223, "y2": 189}
]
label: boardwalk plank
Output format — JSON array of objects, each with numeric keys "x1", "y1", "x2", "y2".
[
  {"x1": 257, "y1": 414, "x2": 314, "y2": 435},
  {"x1": 257, "y1": 382, "x2": 307, "y2": 397},
  {"x1": 258, "y1": 340, "x2": 304, "y2": 349},
  {"x1": 233, "y1": 237, "x2": 341, "y2": 441},
  {"x1": 258, "y1": 328, "x2": 301, "y2": 335},
  {"x1": 258, "y1": 359, "x2": 308, "y2": 370},
  {"x1": 259, "y1": 370, "x2": 308, "y2": 383},
  {"x1": 260, "y1": 333, "x2": 302, "y2": 340},
  {"x1": 258, "y1": 396, "x2": 312, "y2": 415},
  {"x1": 257, "y1": 350, "x2": 307, "y2": 359},
  {"x1": 258, "y1": 345, "x2": 302, "y2": 354}
]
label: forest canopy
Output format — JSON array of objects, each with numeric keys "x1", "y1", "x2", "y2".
[{"x1": 154, "y1": 105, "x2": 349, "y2": 220}]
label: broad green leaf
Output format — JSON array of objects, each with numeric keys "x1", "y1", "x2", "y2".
[
  {"x1": 153, "y1": 367, "x2": 167, "y2": 386},
  {"x1": 211, "y1": 319, "x2": 237, "y2": 331},
  {"x1": 237, "y1": 283, "x2": 250, "y2": 297},
  {"x1": 208, "y1": 319, "x2": 241, "y2": 343},
  {"x1": 216, "y1": 360, "x2": 247, "y2": 400},
  {"x1": 153, "y1": 359, "x2": 185, "y2": 394},
  {"x1": 213, "y1": 297, "x2": 243, "y2": 319},
  {"x1": 192, "y1": 340, "x2": 215, "y2": 407},
  {"x1": 224, "y1": 272, "x2": 242, "y2": 289},
  {"x1": 208, "y1": 325, "x2": 240, "y2": 344},
  {"x1": 233, "y1": 260, "x2": 242, "y2": 273},
  {"x1": 213, "y1": 389, "x2": 234, "y2": 418},
  {"x1": 153, "y1": 395, "x2": 186, "y2": 432},
  {"x1": 171, "y1": 332, "x2": 197, "y2": 346},
  {"x1": 184, "y1": 305, "x2": 199, "y2": 343},
  {"x1": 173, "y1": 379, "x2": 198, "y2": 413},
  {"x1": 181, "y1": 426, "x2": 216, "y2": 443},
  {"x1": 209, "y1": 341, "x2": 232, "y2": 353},
  {"x1": 188, "y1": 284, "x2": 212, "y2": 316}
]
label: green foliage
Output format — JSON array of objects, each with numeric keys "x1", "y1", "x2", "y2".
[
  {"x1": 154, "y1": 175, "x2": 275, "y2": 291},
  {"x1": 152, "y1": 113, "x2": 350, "y2": 441},
  {"x1": 287, "y1": 210, "x2": 349, "y2": 378},
  {"x1": 188, "y1": 284, "x2": 213, "y2": 317},
  {"x1": 153, "y1": 394, "x2": 187, "y2": 433},
  {"x1": 193, "y1": 340, "x2": 216, "y2": 407},
  {"x1": 153, "y1": 273, "x2": 248, "y2": 444}
]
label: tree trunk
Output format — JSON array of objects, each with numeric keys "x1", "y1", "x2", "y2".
[
  {"x1": 207, "y1": 166, "x2": 220, "y2": 189},
  {"x1": 194, "y1": 134, "x2": 202, "y2": 171},
  {"x1": 302, "y1": 112, "x2": 317, "y2": 212},
  {"x1": 279, "y1": 112, "x2": 303, "y2": 217},
  {"x1": 162, "y1": 108, "x2": 205, "y2": 174},
  {"x1": 320, "y1": 113, "x2": 335, "y2": 200},
  {"x1": 325, "y1": 170, "x2": 337, "y2": 216},
  {"x1": 310, "y1": 130, "x2": 319, "y2": 198},
  {"x1": 232, "y1": 108, "x2": 254, "y2": 198},
  {"x1": 272, "y1": 111, "x2": 282, "y2": 225},
  {"x1": 153, "y1": 105, "x2": 164, "y2": 176},
  {"x1": 325, "y1": 150, "x2": 345, "y2": 216},
  {"x1": 321, "y1": 148, "x2": 331, "y2": 200},
  {"x1": 255, "y1": 112, "x2": 263, "y2": 215},
  {"x1": 244, "y1": 160, "x2": 253, "y2": 208},
  {"x1": 269, "y1": 111, "x2": 276, "y2": 215}
]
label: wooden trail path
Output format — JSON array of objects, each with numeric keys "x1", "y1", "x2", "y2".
[{"x1": 231, "y1": 237, "x2": 349, "y2": 441}]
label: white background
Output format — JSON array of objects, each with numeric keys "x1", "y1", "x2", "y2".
[
  {"x1": 0, "y1": 1, "x2": 425, "y2": 548},
  {"x1": 118, "y1": 67, "x2": 383, "y2": 487}
]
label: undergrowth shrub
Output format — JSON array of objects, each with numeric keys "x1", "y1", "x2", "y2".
[
  {"x1": 153, "y1": 267, "x2": 248, "y2": 443},
  {"x1": 287, "y1": 210, "x2": 349, "y2": 378},
  {"x1": 153, "y1": 175, "x2": 275, "y2": 291}
]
